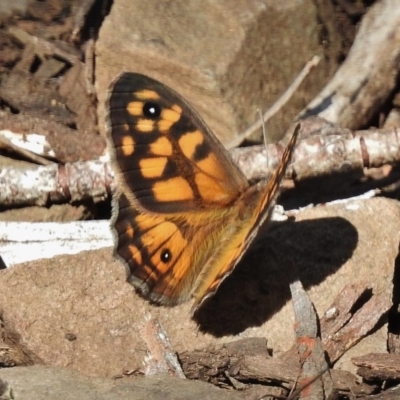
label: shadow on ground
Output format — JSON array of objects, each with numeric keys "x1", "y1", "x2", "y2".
[{"x1": 194, "y1": 216, "x2": 358, "y2": 336}]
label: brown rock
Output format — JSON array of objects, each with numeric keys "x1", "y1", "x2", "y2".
[
  {"x1": 0, "y1": 197, "x2": 397, "y2": 378},
  {"x1": 96, "y1": 0, "x2": 339, "y2": 144},
  {"x1": 0, "y1": 365, "x2": 241, "y2": 400}
]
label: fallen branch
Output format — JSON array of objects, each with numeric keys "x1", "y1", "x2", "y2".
[
  {"x1": 2, "y1": 119, "x2": 400, "y2": 207},
  {"x1": 232, "y1": 117, "x2": 400, "y2": 181},
  {"x1": 0, "y1": 161, "x2": 113, "y2": 207}
]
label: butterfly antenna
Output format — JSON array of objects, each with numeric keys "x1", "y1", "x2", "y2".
[{"x1": 258, "y1": 109, "x2": 269, "y2": 169}]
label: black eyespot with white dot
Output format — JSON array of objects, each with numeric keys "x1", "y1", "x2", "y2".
[
  {"x1": 160, "y1": 249, "x2": 171, "y2": 263},
  {"x1": 143, "y1": 101, "x2": 162, "y2": 119}
]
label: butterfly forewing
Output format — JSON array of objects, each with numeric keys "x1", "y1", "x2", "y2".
[{"x1": 107, "y1": 73, "x2": 248, "y2": 214}]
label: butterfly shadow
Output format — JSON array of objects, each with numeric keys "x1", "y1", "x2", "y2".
[{"x1": 193, "y1": 216, "x2": 358, "y2": 337}]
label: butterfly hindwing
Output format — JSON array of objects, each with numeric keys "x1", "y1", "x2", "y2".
[
  {"x1": 192, "y1": 125, "x2": 299, "y2": 306},
  {"x1": 112, "y1": 192, "x2": 237, "y2": 305}
]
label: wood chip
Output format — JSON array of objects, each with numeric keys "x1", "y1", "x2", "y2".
[
  {"x1": 289, "y1": 280, "x2": 333, "y2": 400},
  {"x1": 323, "y1": 290, "x2": 392, "y2": 363},
  {"x1": 140, "y1": 317, "x2": 185, "y2": 378},
  {"x1": 352, "y1": 353, "x2": 400, "y2": 381}
]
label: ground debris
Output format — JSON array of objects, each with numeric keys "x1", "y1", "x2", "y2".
[{"x1": 352, "y1": 353, "x2": 400, "y2": 382}]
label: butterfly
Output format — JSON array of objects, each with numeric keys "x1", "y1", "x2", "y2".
[{"x1": 106, "y1": 72, "x2": 299, "y2": 309}]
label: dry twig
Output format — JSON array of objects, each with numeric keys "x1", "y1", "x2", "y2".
[
  {"x1": 139, "y1": 316, "x2": 185, "y2": 378},
  {"x1": 227, "y1": 56, "x2": 320, "y2": 149},
  {"x1": 2, "y1": 118, "x2": 400, "y2": 207}
]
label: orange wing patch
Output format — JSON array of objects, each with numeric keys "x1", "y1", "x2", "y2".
[
  {"x1": 179, "y1": 130, "x2": 204, "y2": 159},
  {"x1": 194, "y1": 172, "x2": 231, "y2": 203},
  {"x1": 196, "y1": 153, "x2": 225, "y2": 181},
  {"x1": 134, "y1": 89, "x2": 160, "y2": 100},
  {"x1": 127, "y1": 101, "x2": 145, "y2": 116},
  {"x1": 121, "y1": 135, "x2": 135, "y2": 156},
  {"x1": 153, "y1": 177, "x2": 194, "y2": 202},
  {"x1": 139, "y1": 157, "x2": 168, "y2": 179},
  {"x1": 150, "y1": 137, "x2": 173, "y2": 156},
  {"x1": 136, "y1": 119, "x2": 155, "y2": 133},
  {"x1": 159, "y1": 106, "x2": 182, "y2": 133}
]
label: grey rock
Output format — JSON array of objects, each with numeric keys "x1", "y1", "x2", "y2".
[{"x1": 0, "y1": 366, "x2": 241, "y2": 400}]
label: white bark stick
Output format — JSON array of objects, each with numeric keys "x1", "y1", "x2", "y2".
[{"x1": 0, "y1": 220, "x2": 113, "y2": 267}]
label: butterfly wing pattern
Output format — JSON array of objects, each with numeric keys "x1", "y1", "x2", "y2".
[{"x1": 106, "y1": 72, "x2": 299, "y2": 307}]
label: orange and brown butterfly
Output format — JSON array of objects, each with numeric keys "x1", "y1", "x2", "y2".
[{"x1": 106, "y1": 72, "x2": 299, "y2": 309}]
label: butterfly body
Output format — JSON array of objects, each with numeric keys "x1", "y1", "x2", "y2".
[{"x1": 106, "y1": 73, "x2": 298, "y2": 308}]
